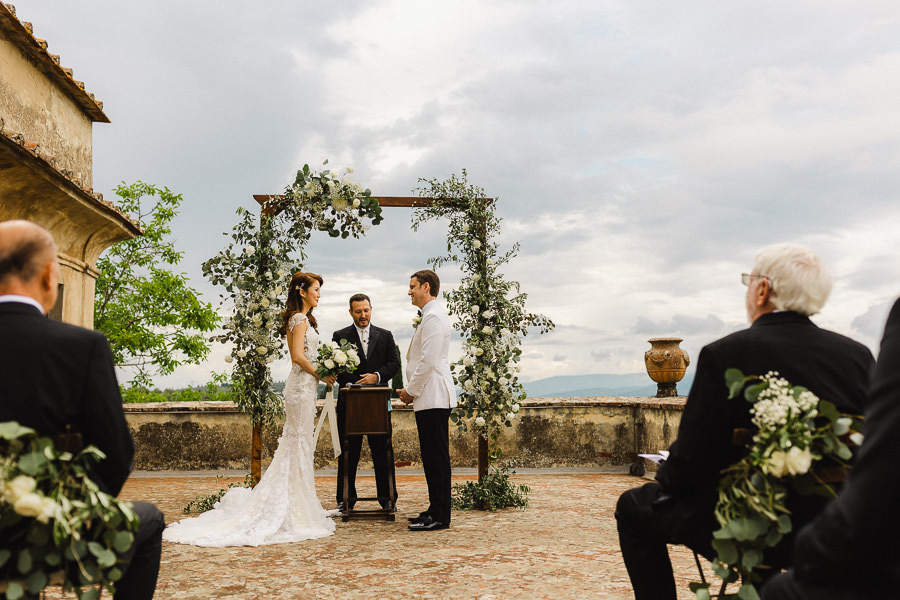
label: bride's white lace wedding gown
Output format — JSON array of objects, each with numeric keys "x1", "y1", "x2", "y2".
[{"x1": 163, "y1": 313, "x2": 336, "y2": 546}]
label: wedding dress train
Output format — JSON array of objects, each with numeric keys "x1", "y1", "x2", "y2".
[{"x1": 163, "y1": 313, "x2": 335, "y2": 546}]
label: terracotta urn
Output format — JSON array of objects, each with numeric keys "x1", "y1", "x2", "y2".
[{"x1": 644, "y1": 337, "x2": 690, "y2": 397}]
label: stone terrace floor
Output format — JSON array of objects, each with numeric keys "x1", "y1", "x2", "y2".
[{"x1": 47, "y1": 469, "x2": 727, "y2": 600}]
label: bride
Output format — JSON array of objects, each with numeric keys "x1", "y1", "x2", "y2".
[{"x1": 164, "y1": 272, "x2": 338, "y2": 547}]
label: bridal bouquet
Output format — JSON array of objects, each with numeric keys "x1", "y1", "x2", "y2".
[
  {"x1": 315, "y1": 339, "x2": 361, "y2": 379},
  {"x1": 691, "y1": 369, "x2": 862, "y2": 600}
]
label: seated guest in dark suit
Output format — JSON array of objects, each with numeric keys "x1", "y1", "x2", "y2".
[
  {"x1": 332, "y1": 293, "x2": 400, "y2": 510},
  {"x1": 0, "y1": 220, "x2": 165, "y2": 600},
  {"x1": 761, "y1": 297, "x2": 900, "y2": 600},
  {"x1": 615, "y1": 243, "x2": 875, "y2": 600}
]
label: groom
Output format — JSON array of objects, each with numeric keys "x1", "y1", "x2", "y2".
[
  {"x1": 397, "y1": 269, "x2": 456, "y2": 532},
  {"x1": 332, "y1": 293, "x2": 400, "y2": 511}
]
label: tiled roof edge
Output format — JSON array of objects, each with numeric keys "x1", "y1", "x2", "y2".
[
  {"x1": 1, "y1": 3, "x2": 110, "y2": 123},
  {"x1": 0, "y1": 124, "x2": 141, "y2": 234}
]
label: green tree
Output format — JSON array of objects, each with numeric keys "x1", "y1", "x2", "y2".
[{"x1": 94, "y1": 181, "x2": 220, "y2": 387}]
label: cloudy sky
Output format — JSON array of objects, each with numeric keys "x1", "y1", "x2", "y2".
[{"x1": 16, "y1": 1, "x2": 900, "y2": 390}]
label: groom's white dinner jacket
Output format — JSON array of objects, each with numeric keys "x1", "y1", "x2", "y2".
[{"x1": 406, "y1": 298, "x2": 457, "y2": 412}]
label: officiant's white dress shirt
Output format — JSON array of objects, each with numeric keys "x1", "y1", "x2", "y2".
[
  {"x1": 405, "y1": 299, "x2": 456, "y2": 412},
  {"x1": 354, "y1": 324, "x2": 381, "y2": 383}
]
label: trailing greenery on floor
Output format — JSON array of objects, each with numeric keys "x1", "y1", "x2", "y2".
[
  {"x1": 182, "y1": 473, "x2": 255, "y2": 514},
  {"x1": 451, "y1": 456, "x2": 530, "y2": 512}
]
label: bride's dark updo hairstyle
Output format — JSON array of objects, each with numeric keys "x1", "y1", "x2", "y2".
[{"x1": 278, "y1": 271, "x2": 323, "y2": 337}]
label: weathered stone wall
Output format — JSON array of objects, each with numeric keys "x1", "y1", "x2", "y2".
[
  {"x1": 0, "y1": 28, "x2": 94, "y2": 187},
  {"x1": 124, "y1": 397, "x2": 685, "y2": 472}
]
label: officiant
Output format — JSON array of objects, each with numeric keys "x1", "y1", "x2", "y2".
[{"x1": 332, "y1": 293, "x2": 400, "y2": 511}]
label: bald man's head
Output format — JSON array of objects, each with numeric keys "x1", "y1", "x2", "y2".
[{"x1": 0, "y1": 220, "x2": 59, "y2": 311}]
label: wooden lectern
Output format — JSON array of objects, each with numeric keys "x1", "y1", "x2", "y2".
[{"x1": 340, "y1": 386, "x2": 397, "y2": 521}]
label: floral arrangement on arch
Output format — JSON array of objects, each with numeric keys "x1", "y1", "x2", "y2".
[
  {"x1": 411, "y1": 170, "x2": 553, "y2": 442},
  {"x1": 691, "y1": 369, "x2": 862, "y2": 600},
  {"x1": 0, "y1": 422, "x2": 139, "y2": 599},
  {"x1": 202, "y1": 162, "x2": 381, "y2": 427}
]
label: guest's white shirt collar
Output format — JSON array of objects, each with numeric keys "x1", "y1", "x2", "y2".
[
  {"x1": 0, "y1": 294, "x2": 45, "y2": 314},
  {"x1": 0, "y1": 294, "x2": 46, "y2": 315}
]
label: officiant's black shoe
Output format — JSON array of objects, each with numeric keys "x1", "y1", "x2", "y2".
[{"x1": 408, "y1": 516, "x2": 448, "y2": 531}]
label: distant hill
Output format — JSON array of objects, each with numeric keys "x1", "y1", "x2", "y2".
[{"x1": 522, "y1": 372, "x2": 694, "y2": 398}]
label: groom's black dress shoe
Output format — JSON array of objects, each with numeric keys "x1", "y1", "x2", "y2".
[
  {"x1": 408, "y1": 516, "x2": 448, "y2": 531},
  {"x1": 408, "y1": 511, "x2": 429, "y2": 523}
]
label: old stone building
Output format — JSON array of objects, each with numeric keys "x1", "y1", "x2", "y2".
[{"x1": 0, "y1": 3, "x2": 139, "y2": 327}]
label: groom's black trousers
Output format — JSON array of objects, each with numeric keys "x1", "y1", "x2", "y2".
[{"x1": 415, "y1": 408, "x2": 452, "y2": 524}]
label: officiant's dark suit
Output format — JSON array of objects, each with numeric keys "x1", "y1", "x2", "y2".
[
  {"x1": 616, "y1": 244, "x2": 874, "y2": 600},
  {"x1": 761, "y1": 297, "x2": 900, "y2": 600},
  {"x1": 332, "y1": 294, "x2": 400, "y2": 509},
  {"x1": 0, "y1": 220, "x2": 164, "y2": 600}
]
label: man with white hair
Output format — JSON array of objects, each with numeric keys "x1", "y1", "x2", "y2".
[{"x1": 615, "y1": 243, "x2": 875, "y2": 600}]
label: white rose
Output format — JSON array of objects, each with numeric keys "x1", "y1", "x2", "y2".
[
  {"x1": 785, "y1": 446, "x2": 813, "y2": 476},
  {"x1": 464, "y1": 380, "x2": 475, "y2": 391},
  {"x1": 346, "y1": 166, "x2": 354, "y2": 173},
  {"x1": 330, "y1": 341, "x2": 340, "y2": 350},
  {"x1": 512, "y1": 403, "x2": 520, "y2": 412},
  {"x1": 482, "y1": 326, "x2": 492, "y2": 335},
  {"x1": 473, "y1": 274, "x2": 481, "y2": 281},
  {"x1": 265, "y1": 271, "x2": 273, "y2": 280},
  {"x1": 506, "y1": 412, "x2": 516, "y2": 421},
  {"x1": 5, "y1": 475, "x2": 36, "y2": 502},
  {"x1": 498, "y1": 377, "x2": 508, "y2": 386},
  {"x1": 225, "y1": 355, "x2": 233, "y2": 363},
  {"x1": 475, "y1": 347, "x2": 484, "y2": 356},
  {"x1": 766, "y1": 451, "x2": 788, "y2": 478},
  {"x1": 13, "y1": 492, "x2": 45, "y2": 519},
  {"x1": 482, "y1": 310, "x2": 494, "y2": 319},
  {"x1": 352, "y1": 199, "x2": 361, "y2": 208},
  {"x1": 334, "y1": 351, "x2": 348, "y2": 365},
  {"x1": 471, "y1": 305, "x2": 480, "y2": 314},
  {"x1": 245, "y1": 245, "x2": 255, "y2": 255},
  {"x1": 463, "y1": 357, "x2": 473, "y2": 367},
  {"x1": 347, "y1": 349, "x2": 359, "y2": 362},
  {"x1": 260, "y1": 299, "x2": 270, "y2": 308},
  {"x1": 324, "y1": 358, "x2": 335, "y2": 370},
  {"x1": 37, "y1": 497, "x2": 58, "y2": 524},
  {"x1": 256, "y1": 346, "x2": 268, "y2": 355},
  {"x1": 236, "y1": 350, "x2": 247, "y2": 358},
  {"x1": 461, "y1": 223, "x2": 469, "y2": 232},
  {"x1": 472, "y1": 240, "x2": 481, "y2": 249},
  {"x1": 475, "y1": 416, "x2": 486, "y2": 427}
]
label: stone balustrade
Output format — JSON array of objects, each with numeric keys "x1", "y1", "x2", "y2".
[{"x1": 124, "y1": 396, "x2": 685, "y2": 472}]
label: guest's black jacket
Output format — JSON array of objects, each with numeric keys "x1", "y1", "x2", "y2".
[
  {"x1": 0, "y1": 302, "x2": 134, "y2": 495},
  {"x1": 784, "y1": 298, "x2": 900, "y2": 597},
  {"x1": 656, "y1": 311, "x2": 874, "y2": 562}
]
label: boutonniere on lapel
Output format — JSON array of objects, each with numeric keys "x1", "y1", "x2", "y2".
[{"x1": 412, "y1": 314, "x2": 422, "y2": 329}]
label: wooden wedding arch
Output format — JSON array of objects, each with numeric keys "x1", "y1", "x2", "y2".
[{"x1": 250, "y1": 194, "x2": 493, "y2": 485}]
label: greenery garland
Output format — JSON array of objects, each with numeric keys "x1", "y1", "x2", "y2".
[
  {"x1": 202, "y1": 162, "x2": 381, "y2": 428},
  {"x1": 691, "y1": 369, "x2": 862, "y2": 600},
  {"x1": 0, "y1": 422, "x2": 139, "y2": 600},
  {"x1": 412, "y1": 170, "x2": 554, "y2": 445}
]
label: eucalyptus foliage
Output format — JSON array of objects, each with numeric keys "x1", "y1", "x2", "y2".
[
  {"x1": 451, "y1": 450, "x2": 530, "y2": 511},
  {"x1": 412, "y1": 170, "x2": 553, "y2": 444},
  {"x1": 0, "y1": 422, "x2": 139, "y2": 600},
  {"x1": 202, "y1": 162, "x2": 381, "y2": 428},
  {"x1": 692, "y1": 370, "x2": 862, "y2": 600},
  {"x1": 94, "y1": 182, "x2": 220, "y2": 388}
]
